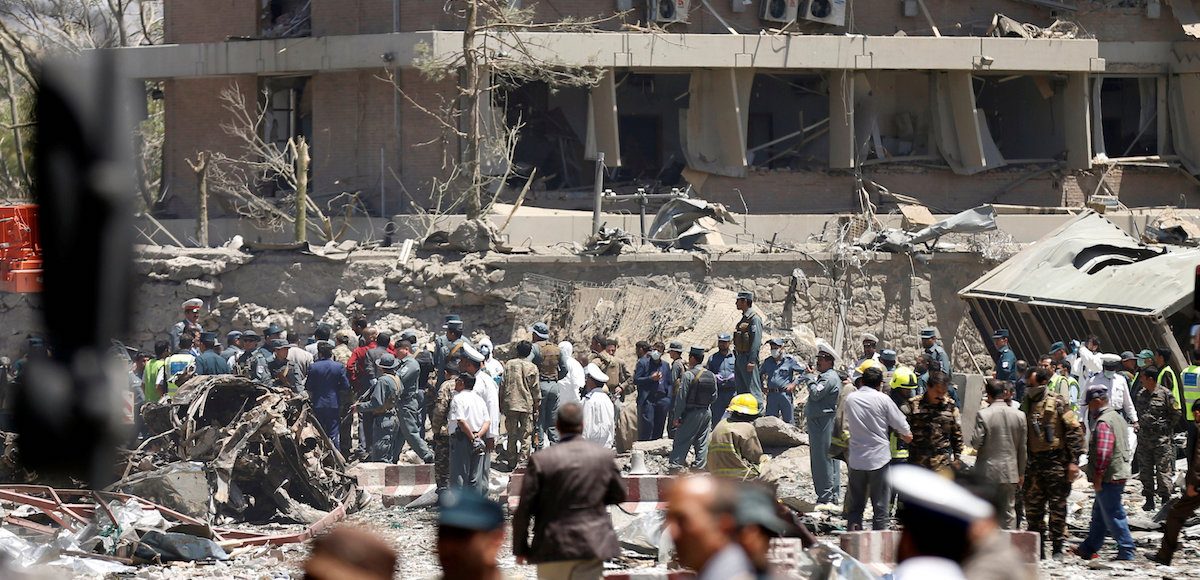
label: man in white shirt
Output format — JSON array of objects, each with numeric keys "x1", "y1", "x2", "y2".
[
  {"x1": 581, "y1": 363, "x2": 615, "y2": 448},
  {"x1": 1072, "y1": 336, "x2": 1102, "y2": 381},
  {"x1": 1083, "y1": 353, "x2": 1139, "y2": 447},
  {"x1": 843, "y1": 366, "x2": 911, "y2": 531},
  {"x1": 558, "y1": 341, "x2": 585, "y2": 403},
  {"x1": 448, "y1": 372, "x2": 491, "y2": 490},
  {"x1": 461, "y1": 343, "x2": 499, "y2": 493}
]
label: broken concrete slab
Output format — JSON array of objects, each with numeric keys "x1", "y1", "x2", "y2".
[
  {"x1": 754, "y1": 416, "x2": 809, "y2": 448},
  {"x1": 111, "y1": 461, "x2": 211, "y2": 520}
]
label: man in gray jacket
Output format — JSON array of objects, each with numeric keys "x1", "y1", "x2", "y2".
[{"x1": 972, "y1": 379, "x2": 1028, "y2": 529}]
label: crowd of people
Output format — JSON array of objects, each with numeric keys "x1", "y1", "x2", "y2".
[{"x1": 6, "y1": 290, "x2": 1200, "y2": 578}]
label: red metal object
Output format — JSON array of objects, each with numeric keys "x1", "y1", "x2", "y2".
[{"x1": 0, "y1": 204, "x2": 42, "y2": 293}]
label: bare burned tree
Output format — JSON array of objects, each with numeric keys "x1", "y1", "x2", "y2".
[
  {"x1": 390, "y1": 1, "x2": 620, "y2": 223},
  {"x1": 0, "y1": 0, "x2": 163, "y2": 200},
  {"x1": 205, "y1": 85, "x2": 363, "y2": 244}
]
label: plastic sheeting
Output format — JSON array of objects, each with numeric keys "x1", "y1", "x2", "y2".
[{"x1": 960, "y1": 211, "x2": 1200, "y2": 316}]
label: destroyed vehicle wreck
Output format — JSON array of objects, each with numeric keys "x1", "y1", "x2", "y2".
[
  {"x1": 960, "y1": 211, "x2": 1200, "y2": 368},
  {"x1": 132, "y1": 375, "x2": 359, "y2": 524}
]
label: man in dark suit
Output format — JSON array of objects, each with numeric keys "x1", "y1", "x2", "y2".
[{"x1": 513, "y1": 402, "x2": 627, "y2": 579}]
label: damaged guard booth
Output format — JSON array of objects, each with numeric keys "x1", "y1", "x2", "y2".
[{"x1": 959, "y1": 211, "x2": 1200, "y2": 370}]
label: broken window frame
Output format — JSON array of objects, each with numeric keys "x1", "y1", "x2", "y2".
[
  {"x1": 258, "y1": 75, "x2": 312, "y2": 197},
  {"x1": 1091, "y1": 74, "x2": 1173, "y2": 163},
  {"x1": 260, "y1": 0, "x2": 312, "y2": 39}
]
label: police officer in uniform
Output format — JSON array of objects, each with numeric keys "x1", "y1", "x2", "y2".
[
  {"x1": 433, "y1": 315, "x2": 466, "y2": 377},
  {"x1": 732, "y1": 292, "x2": 764, "y2": 411},
  {"x1": 530, "y1": 322, "x2": 568, "y2": 444},
  {"x1": 993, "y1": 329, "x2": 1017, "y2": 382},
  {"x1": 358, "y1": 353, "x2": 401, "y2": 461},
  {"x1": 392, "y1": 339, "x2": 433, "y2": 464},
  {"x1": 168, "y1": 298, "x2": 203, "y2": 354},
  {"x1": 233, "y1": 331, "x2": 271, "y2": 383},
  {"x1": 669, "y1": 346, "x2": 717, "y2": 472},
  {"x1": 1021, "y1": 366, "x2": 1085, "y2": 560},
  {"x1": 920, "y1": 327, "x2": 950, "y2": 375},
  {"x1": 901, "y1": 371, "x2": 963, "y2": 473},
  {"x1": 193, "y1": 332, "x2": 230, "y2": 375},
  {"x1": 807, "y1": 343, "x2": 843, "y2": 505},
  {"x1": 759, "y1": 338, "x2": 804, "y2": 424},
  {"x1": 706, "y1": 333, "x2": 737, "y2": 427}
]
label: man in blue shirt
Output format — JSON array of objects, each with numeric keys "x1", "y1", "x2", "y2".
[
  {"x1": 307, "y1": 341, "x2": 350, "y2": 451},
  {"x1": 706, "y1": 333, "x2": 737, "y2": 427},
  {"x1": 759, "y1": 338, "x2": 804, "y2": 424},
  {"x1": 993, "y1": 329, "x2": 1018, "y2": 382}
]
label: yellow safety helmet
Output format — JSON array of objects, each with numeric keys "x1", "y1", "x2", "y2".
[
  {"x1": 728, "y1": 394, "x2": 760, "y2": 415},
  {"x1": 856, "y1": 359, "x2": 882, "y2": 375},
  {"x1": 891, "y1": 367, "x2": 919, "y2": 390}
]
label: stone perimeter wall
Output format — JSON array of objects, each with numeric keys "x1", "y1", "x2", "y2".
[{"x1": 2, "y1": 248, "x2": 996, "y2": 373}]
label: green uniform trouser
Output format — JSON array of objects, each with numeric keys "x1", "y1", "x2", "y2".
[
  {"x1": 433, "y1": 434, "x2": 450, "y2": 490},
  {"x1": 669, "y1": 409, "x2": 712, "y2": 469},
  {"x1": 505, "y1": 411, "x2": 532, "y2": 462},
  {"x1": 1137, "y1": 434, "x2": 1175, "y2": 501}
]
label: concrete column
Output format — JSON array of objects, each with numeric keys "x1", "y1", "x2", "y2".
[
  {"x1": 829, "y1": 70, "x2": 855, "y2": 169},
  {"x1": 947, "y1": 71, "x2": 985, "y2": 169},
  {"x1": 1064, "y1": 72, "x2": 1093, "y2": 170}
]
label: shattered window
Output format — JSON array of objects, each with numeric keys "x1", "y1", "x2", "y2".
[{"x1": 261, "y1": 0, "x2": 311, "y2": 39}]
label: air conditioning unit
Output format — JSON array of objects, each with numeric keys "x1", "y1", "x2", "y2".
[
  {"x1": 760, "y1": 0, "x2": 799, "y2": 24},
  {"x1": 647, "y1": 0, "x2": 689, "y2": 23},
  {"x1": 799, "y1": 0, "x2": 846, "y2": 26}
]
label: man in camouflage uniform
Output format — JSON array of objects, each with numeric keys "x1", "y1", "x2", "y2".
[
  {"x1": 501, "y1": 341, "x2": 540, "y2": 463},
  {"x1": 1134, "y1": 366, "x2": 1182, "y2": 512},
  {"x1": 430, "y1": 357, "x2": 461, "y2": 491},
  {"x1": 901, "y1": 370, "x2": 963, "y2": 472},
  {"x1": 1021, "y1": 366, "x2": 1085, "y2": 560},
  {"x1": 530, "y1": 322, "x2": 568, "y2": 444}
]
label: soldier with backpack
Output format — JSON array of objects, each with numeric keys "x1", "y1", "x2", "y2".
[{"x1": 669, "y1": 346, "x2": 718, "y2": 472}]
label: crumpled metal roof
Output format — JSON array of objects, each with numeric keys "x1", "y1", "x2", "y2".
[{"x1": 959, "y1": 211, "x2": 1200, "y2": 316}]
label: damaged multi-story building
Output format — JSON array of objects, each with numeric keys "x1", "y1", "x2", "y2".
[{"x1": 121, "y1": 0, "x2": 1200, "y2": 221}]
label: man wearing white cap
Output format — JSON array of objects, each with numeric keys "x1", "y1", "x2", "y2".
[
  {"x1": 168, "y1": 298, "x2": 203, "y2": 353},
  {"x1": 850, "y1": 333, "x2": 880, "y2": 382},
  {"x1": 581, "y1": 364, "x2": 615, "y2": 448},
  {"x1": 461, "y1": 343, "x2": 499, "y2": 493},
  {"x1": 888, "y1": 464, "x2": 994, "y2": 579}
]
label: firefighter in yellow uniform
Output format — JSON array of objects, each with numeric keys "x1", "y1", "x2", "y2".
[
  {"x1": 888, "y1": 367, "x2": 919, "y2": 462},
  {"x1": 707, "y1": 394, "x2": 769, "y2": 479}
]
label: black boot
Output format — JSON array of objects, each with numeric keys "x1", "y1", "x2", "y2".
[
  {"x1": 1038, "y1": 538, "x2": 1046, "y2": 560},
  {"x1": 1052, "y1": 540, "x2": 1064, "y2": 561},
  {"x1": 1143, "y1": 497, "x2": 1155, "y2": 512}
]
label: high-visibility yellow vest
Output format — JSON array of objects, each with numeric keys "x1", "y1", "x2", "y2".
[
  {"x1": 1180, "y1": 366, "x2": 1200, "y2": 413},
  {"x1": 889, "y1": 431, "x2": 909, "y2": 459}
]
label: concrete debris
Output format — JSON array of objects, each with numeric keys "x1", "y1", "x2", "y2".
[
  {"x1": 582, "y1": 226, "x2": 635, "y2": 255},
  {"x1": 134, "y1": 375, "x2": 359, "y2": 524},
  {"x1": 423, "y1": 218, "x2": 502, "y2": 253},
  {"x1": 646, "y1": 197, "x2": 739, "y2": 249},
  {"x1": 615, "y1": 510, "x2": 672, "y2": 562},
  {"x1": 988, "y1": 13, "x2": 1083, "y2": 39},
  {"x1": 1144, "y1": 210, "x2": 1200, "y2": 245},
  {"x1": 858, "y1": 204, "x2": 998, "y2": 253},
  {"x1": 754, "y1": 416, "x2": 809, "y2": 448}
]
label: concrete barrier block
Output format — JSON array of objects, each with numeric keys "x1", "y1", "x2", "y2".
[
  {"x1": 351, "y1": 462, "x2": 437, "y2": 507},
  {"x1": 507, "y1": 473, "x2": 676, "y2": 513}
]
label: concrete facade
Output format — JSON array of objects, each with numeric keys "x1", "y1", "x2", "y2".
[{"x1": 146, "y1": 1, "x2": 1200, "y2": 220}]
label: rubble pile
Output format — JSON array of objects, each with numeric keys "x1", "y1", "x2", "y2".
[{"x1": 130, "y1": 375, "x2": 359, "y2": 525}]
